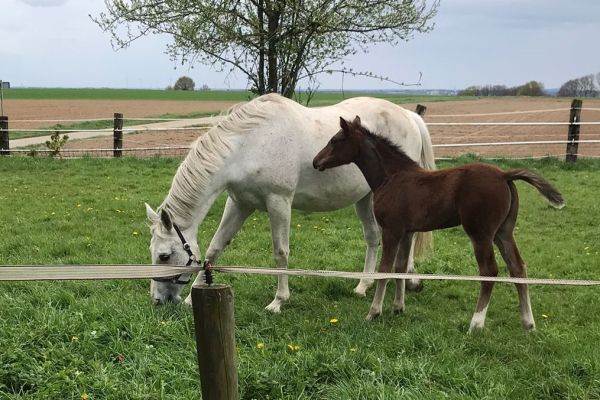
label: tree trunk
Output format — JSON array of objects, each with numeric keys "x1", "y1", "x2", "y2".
[
  {"x1": 257, "y1": 0, "x2": 266, "y2": 95},
  {"x1": 266, "y1": 6, "x2": 280, "y2": 94}
]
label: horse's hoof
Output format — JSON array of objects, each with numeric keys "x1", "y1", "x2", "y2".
[
  {"x1": 406, "y1": 279, "x2": 424, "y2": 292},
  {"x1": 366, "y1": 311, "x2": 380, "y2": 321},
  {"x1": 183, "y1": 295, "x2": 193, "y2": 307},
  {"x1": 353, "y1": 287, "x2": 368, "y2": 297},
  {"x1": 265, "y1": 301, "x2": 283, "y2": 314},
  {"x1": 523, "y1": 322, "x2": 536, "y2": 332},
  {"x1": 467, "y1": 324, "x2": 485, "y2": 335},
  {"x1": 392, "y1": 306, "x2": 405, "y2": 315}
]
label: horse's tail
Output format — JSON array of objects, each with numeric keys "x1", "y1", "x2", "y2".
[
  {"x1": 412, "y1": 112, "x2": 436, "y2": 259},
  {"x1": 505, "y1": 169, "x2": 565, "y2": 209},
  {"x1": 413, "y1": 112, "x2": 437, "y2": 171}
]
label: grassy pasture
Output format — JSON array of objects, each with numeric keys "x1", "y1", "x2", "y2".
[
  {"x1": 0, "y1": 157, "x2": 599, "y2": 399},
  {"x1": 3, "y1": 87, "x2": 468, "y2": 105}
]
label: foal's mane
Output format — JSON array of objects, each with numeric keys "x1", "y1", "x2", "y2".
[
  {"x1": 161, "y1": 94, "x2": 289, "y2": 222},
  {"x1": 356, "y1": 123, "x2": 419, "y2": 168}
]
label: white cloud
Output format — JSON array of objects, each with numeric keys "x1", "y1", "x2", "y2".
[{"x1": 18, "y1": 0, "x2": 69, "y2": 7}]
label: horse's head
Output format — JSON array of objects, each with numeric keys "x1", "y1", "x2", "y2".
[
  {"x1": 313, "y1": 115, "x2": 364, "y2": 171},
  {"x1": 145, "y1": 203, "x2": 200, "y2": 305}
]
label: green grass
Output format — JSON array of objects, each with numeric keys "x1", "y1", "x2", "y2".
[
  {"x1": 1, "y1": 157, "x2": 599, "y2": 399},
  {"x1": 3, "y1": 88, "x2": 252, "y2": 102},
  {"x1": 4, "y1": 87, "x2": 468, "y2": 105}
]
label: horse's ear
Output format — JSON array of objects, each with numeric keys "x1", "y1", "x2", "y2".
[
  {"x1": 145, "y1": 203, "x2": 159, "y2": 222},
  {"x1": 160, "y1": 208, "x2": 173, "y2": 231},
  {"x1": 353, "y1": 115, "x2": 361, "y2": 126},
  {"x1": 339, "y1": 116, "x2": 350, "y2": 132}
]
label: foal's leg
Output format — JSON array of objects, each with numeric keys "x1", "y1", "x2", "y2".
[
  {"x1": 185, "y1": 196, "x2": 254, "y2": 306},
  {"x1": 367, "y1": 229, "x2": 400, "y2": 320},
  {"x1": 353, "y1": 193, "x2": 381, "y2": 296},
  {"x1": 494, "y1": 235, "x2": 535, "y2": 331},
  {"x1": 264, "y1": 195, "x2": 292, "y2": 313},
  {"x1": 405, "y1": 238, "x2": 423, "y2": 291},
  {"x1": 468, "y1": 238, "x2": 499, "y2": 333},
  {"x1": 393, "y1": 233, "x2": 414, "y2": 314},
  {"x1": 494, "y1": 181, "x2": 535, "y2": 331}
]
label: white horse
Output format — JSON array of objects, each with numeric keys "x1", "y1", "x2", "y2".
[{"x1": 145, "y1": 93, "x2": 436, "y2": 312}]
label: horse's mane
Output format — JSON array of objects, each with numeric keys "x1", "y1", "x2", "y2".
[
  {"x1": 161, "y1": 94, "x2": 290, "y2": 221},
  {"x1": 357, "y1": 123, "x2": 419, "y2": 168}
]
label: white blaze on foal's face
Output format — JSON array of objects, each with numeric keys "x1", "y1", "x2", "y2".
[{"x1": 145, "y1": 203, "x2": 198, "y2": 304}]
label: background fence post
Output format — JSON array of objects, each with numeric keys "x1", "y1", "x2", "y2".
[
  {"x1": 113, "y1": 112, "x2": 123, "y2": 158},
  {"x1": 0, "y1": 116, "x2": 9, "y2": 156},
  {"x1": 415, "y1": 104, "x2": 427, "y2": 117},
  {"x1": 565, "y1": 99, "x2": 583, "y2": 162},
  {"x1": 192, "y1": 284, "x2": 239, "y2": 400}
]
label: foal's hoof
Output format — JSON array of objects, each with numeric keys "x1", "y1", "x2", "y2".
[
  {"x1": 183, "y1": 295, "x2": 193, "y2": 307},
  {"x1": 406, "y1": 279, "x2": 424, "y2": 292},
  {"x1": 523, "y1": 323, "x2": 536, "y2": 333},
  {"x1": 366, "y1": 311, "x2": 381, "y2": 321},
  {"x1": 392, "y1": 306, "x2": 405, "y2": 315}
]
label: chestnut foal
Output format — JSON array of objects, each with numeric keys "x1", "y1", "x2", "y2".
[{"x1": 313, "y1": 116, "x2": 564, "y2": 332}]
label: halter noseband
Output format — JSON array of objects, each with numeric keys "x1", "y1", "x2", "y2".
[{"x1": 152, "y1": 223, "x2": 213, "y2": 286}]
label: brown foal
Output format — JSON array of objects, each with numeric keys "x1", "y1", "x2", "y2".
[{"x1": 313, "y1": 116, "x2": 564, "y2": 332}]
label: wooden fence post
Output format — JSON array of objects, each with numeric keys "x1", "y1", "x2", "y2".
[
  {"x1": 415, "y1": 104, "x2": 427, "y2": 117},
  {"x1": 0, "y1": 116, "x2": 9, "y2": 156},
  {"x1": 113, "y1": 113, "x2": 123, "y2": 158},
  {"x1": 192, "y1": 284, "x2": 238, "y2": 400},
  {"x1": 565, "y1": 99, "x2": 582, "y2": 162}
]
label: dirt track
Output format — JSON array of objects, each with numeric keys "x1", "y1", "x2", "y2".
[{"x1": 7, "y1": 97, "x2": 600, "y2": 158}]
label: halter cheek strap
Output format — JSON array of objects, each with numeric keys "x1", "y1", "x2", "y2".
[{"x1": 152, "y1": 223, "x2": 213, "y2": 286}]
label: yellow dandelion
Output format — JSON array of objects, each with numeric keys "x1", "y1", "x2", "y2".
[
  {"x1": 350, "y1": 348, "x2": 357, "y2": 352},
  {"x1": 287, "y1": 344, "x2": 300, "y2": 352},
  {"x1": 51, "y1": 212, "x2": 56, "y2": 215},
  {"x1": 132, "y1": 231, "x2": 139, "y2": 236},
  {"x1": 256, "y1": 342, "x2": 265, "y2": 349},
  {"x1": 71, "y1": 336, "x2": 79, "y2": 342},
  {"x1": 81, "y1": 393, "x2": 90, "y2": 400},
  {"x1": 329, "y1": 318, "x2": 338, "y2": 324},
  {"x1": 77, "y1": 204, "x2": 81, "y2": 208},
  {"x1": 296, "y1": 224, "x2": 302, "y2": 228},
  {"x1": 542, "y1": 314, "x2": 549, "y2": 319}
]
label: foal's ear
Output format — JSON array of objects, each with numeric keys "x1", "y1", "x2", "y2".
[
  {"x1": 145, "y1": 203, "x2": 159, "y2": 222},
  {"x1": 339, "y1": 116, "x2": 350, "y2": 132},
  {"x1": 352, "y1": 115, "x2": 362, "y2": 126},
  {"x1": 160, "y1": 208, "x2": 173, "y2": 231}
]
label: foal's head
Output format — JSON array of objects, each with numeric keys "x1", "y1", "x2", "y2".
[{"x1": 313, "y1": 116, "x2": 366, "y2": 171}]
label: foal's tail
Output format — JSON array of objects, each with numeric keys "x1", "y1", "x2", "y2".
[
  {"x1": 412, "y1": 112, "x2": 436, "y2": 259},
  {"x1": 505, "y1": 169, "x2": 565, "y2": 209}
]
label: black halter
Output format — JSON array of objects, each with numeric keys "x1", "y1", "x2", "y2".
[{"x1": 152, "y1": 223, "x2": 213, "y2": 286}]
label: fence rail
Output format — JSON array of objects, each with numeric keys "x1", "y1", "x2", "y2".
[{"x1": 1, "y1": 99, "x2": 599, "y2": 161}]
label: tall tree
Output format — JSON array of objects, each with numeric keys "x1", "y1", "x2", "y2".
[{"x1": 93, "y1": 0, "x2": 439, "y2": 98}]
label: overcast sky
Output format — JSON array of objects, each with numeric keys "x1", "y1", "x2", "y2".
[{"x1": 2, "y1": 0, "x2": 599, "y2": 90}]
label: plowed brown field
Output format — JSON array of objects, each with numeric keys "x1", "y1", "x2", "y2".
[{"x1": 7, "y1": 97, "x2": 600, "y2": 158}]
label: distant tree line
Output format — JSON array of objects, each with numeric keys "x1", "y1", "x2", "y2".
[
  {"x1": 557, "y1": 73, "x2": 599, "y2": 97},
  {"x1": 458, "y1": 81, "x2": 544, "y2": 96},
  {"x1": 459, "y1": 73, "x2": 600, "y2": 98}
]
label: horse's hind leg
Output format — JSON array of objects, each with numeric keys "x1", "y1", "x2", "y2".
[
  {"x1": 264, "y1": 195, "x2": 292, "y2": 313},
  {"x1": 468, "y1": 238, "x2": 499, "y2": 333},
  {"x1": 392, "y1": 233, "x2": 414, "y2": 314},
  {"x1": 494, "y1": 181, "x2": 535, "y2": 331},
  {"x1": 353, "y1": 193, "x2": 381, "y2": 296},
  {"x1": 185, "y1": 196, "x2": 254, "y2": 306},
  {"x1": 367, "y1": 228, "x2": 400, "y2": 320},
  {"x1": 494, "y1": 235, "x2": 535, "y2": 331}
]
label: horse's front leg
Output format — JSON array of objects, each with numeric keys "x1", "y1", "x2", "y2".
[
  {"x1": 264, "y1": 195, "x2": 292, "y2": 313},
  {"x1": 405, "y1": 236, "x2": 423, "y2": 291},
  {"x1": 353, "y1": 193, "x2": 381, "y2": 297},
  {"x1": 393, "y1": 233, "x2": 414, "y2": 314},
  {"x1": 367, "y1": 228, "x2": 400, "y2": 320},
  {"x1": 184, "y1": 196, "x2": 254, "y2": 306}
]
